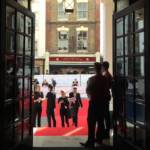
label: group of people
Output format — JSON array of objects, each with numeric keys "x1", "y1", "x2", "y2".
[
  {"x1": 80, "y1": 61, "x2": 113, "y2": 148},
  {"x1": 33, "y1": 60, "x2": 113, "y2": 148},
  {"x1": 33, "y1": 80, "x2": 83, "y2": 128}
]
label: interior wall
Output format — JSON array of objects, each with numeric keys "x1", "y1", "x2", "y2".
[{"x1": 100, "y1": 0, "x2": 114, "y2": 74}]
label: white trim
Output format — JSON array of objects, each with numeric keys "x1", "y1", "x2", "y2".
[
  {"x1": 57, "y1": 26, "x2": 69, "y2": 31},
  {"x1": 76, "y1": 26, "x2": 88, "y2": 31},
  {"x1": 63, "y1": 127, "x2": 83, "y2": 136}
]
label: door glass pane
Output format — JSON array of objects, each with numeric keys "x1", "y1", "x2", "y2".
[
  {"x1": 135, "y1": 56, "x2": 144, "y2": 77},
  {"x1": 135, "y1": 102, "x2": 145, "y2": 124},
  {"x1": 17, "y1": 0, "x2": 29, "y2": 8},
  {"x1": 126, "y1": 95, "x2": 134, "y2": 121},
  {"x1": 4, "y1": 103, "x2": 14, "y2": 127},
  {"x1": 125, "y1": 15, "x2": 129, "y2": 34},
  {"x1": 17, "y1": 78, "x2": 23, "y2": 99},
  {"x1": 5, "y1": 55, "x2": 15, "y2": 75},
  {"x1": 125, "y1": 36, "x2": 128, "y2": 55},
  {"x1": 17, "y1": 12, "x2": 24, "y2": 33},
  {"x1": 136, "y1": 126, "x2": 145, "y2": 148},
  {"x1": 15, "y1": 78, "x2": 23, "y2": 120},
  {"x1": 129, "y1": 34, "x2": 133, "y2": 54},
  {"x1": 116, "y1": 18, "x2": 123, "y2": 36},
  {"x1": 5, "y1": 76, "x2": 15, "y2": 99},
  {"x1": 6, "y1": 7, "x2": 15, "y2": 29},
  {"x1": 24, "y1": 57, "x2": 31, "y2": 76},
  {"x1": 25, "y1": 37, "x2": 31, "y2": 56},
  {"x1": 24, "y1": 78, "x2": 31, "y2": 118},
  {"x1": 135, "y1": 8, "x2": 144, "y2": 30},
  {"x1": 135, "y1": 79, "x2": 145, "y2": 99},
  {"x1": 14, "y1": 122, "x2": 22, "y2": 144},
  {"x1": 116, "y1": 57, "x2": 124, "y2": 76},
  {"x1": 6, "y1": 31, "x2": 15, "y2": 53},
  {"x1": 126, "y1": 78, "x2": 134, "y2": 95},
  {"x1": 24, "y1": 77, "x2": 30, "y2": 97},
  {"x1": 125, "y1": 57, "x2": 133, "y2": 76},
  {"x1": 135, "y1": 32, "x2": 144, "y2": 54},
  {"x1": 117, "y1": 37, "x2": 123, "y2": 56},
  {"x1": 126, "y1": 121, "x2": 134, "y2": 142},
  {"x1": 17, "y1": 34, "x2": 24, "y2": 55},
  {"x1": 26, "y1": 17, "x2": 32, "y2": 35},
  {"x1": 130, "y1": 13, "x2": 134, "y2": 33},
  {"x1": 117, "y1": 0, "x2": 129, "y2": 12},
  {"x1": 16, "y1": 56, "x2": 23, "y2": 76},
  {"x1": 125, "y1": 35, "x2": 133, "y2": 55}
]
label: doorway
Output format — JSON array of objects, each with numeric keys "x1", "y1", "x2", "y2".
[{"x1": 113, "y1": 1, "x2": 146, "y2": 150}]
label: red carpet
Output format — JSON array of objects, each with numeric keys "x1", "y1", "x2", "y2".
[{"x1": 34, "y1": 99, "x2": 88, "y2": 136}]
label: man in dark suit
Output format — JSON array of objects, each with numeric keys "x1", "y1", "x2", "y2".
[
  {"x1": 69, "y1": 86, "x2": 83, "y2": 127},
  {"x1": 33, "y1": 85, "x2": 44, "y2": 127},
  {"x1": 102, "y1": 61, "x2": 113, "y2": 138},
  {"x1": 80, "y1": 62, "x2": 108, "y2": 148},
  {"x1": 46, "y1": 84, "x2": 56, "y2": 127}
]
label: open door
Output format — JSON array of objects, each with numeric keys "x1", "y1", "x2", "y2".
[
  {"x1": 0, "y1": 0, "x2": 35, "y2": 149},
  {"x1": 113, "y1": 0, "x2": 146, "y2": 150}
]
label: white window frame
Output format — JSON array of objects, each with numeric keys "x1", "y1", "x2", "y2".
[
  {"x1": 57, "y1": 1, "x2": 68, "y2": 21},
  {"x1": 77, "y1": 1, "x2": 88, "y2": 21},
  {"x1": 57, "y1": 27, "x2": 69, "y2": 52},
  {"x1": 76, "y1": 26, "x2": 88, "y2": 52}
]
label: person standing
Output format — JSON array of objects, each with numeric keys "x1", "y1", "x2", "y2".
[
  {"x1": 80, "y1": 62, "x2": 108, "y2": 148},
  {"x1": 72, "y1": 78, "x2": 78, "y2": 86},
  {"x1": 46, "y1": 84, "x2": 56, "y2": 127},
  {"x1": 51, "y1": 78, "x2": 56, "y2": 91},
  {"x1": 42, "y1": 79, "x2": 49, "y2": 98},
  {"x1": 69, "y1": 86, "x2": 82, "y2": 127},
  {"x1": 58, "y1": 90, "x2": 70, "y2": 127},
  {"x1": 33, "y1": 85, "x2": 44, "y2": 127},
  {"x1": 102, "y1": 61, "x2": 113, "y2": 138}
]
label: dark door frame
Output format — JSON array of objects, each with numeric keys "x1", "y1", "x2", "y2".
[
  {"x1": 113, "y1": 0, "x2": 150, "y2": 150},
  {"x1": 0, "y1": 0, "x2": 35, "y2": 149}
]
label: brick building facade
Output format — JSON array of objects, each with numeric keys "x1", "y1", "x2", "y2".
[{"x1": 46, "y1": 0, "x2": 100, "y2": 74}]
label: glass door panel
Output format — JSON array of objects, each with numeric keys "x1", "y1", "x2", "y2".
[
  {"x1": 6, "y1": 6, "x2": 15, "y2": 29},
  {"x1": 117, "y1": 18, "x2": 124, "y2": 36},
  {"x1": 25, "y1": 37, "x2": 31, "y2": 56},
  {"x1": 17, "y1": 0, "x2": 29, "y2": 8},
  {"x1": 17, "y1": 12, "x2": 24, "y2": 33},
  {"x1": 135, "y1": 32, "x2": 144, "y2": 54},
  {"x1": 116, "y1": 58, "x2": 124, "y2": 75},
  {"x1": 135, "y1": 8, "x2": 144, "y2": 31},
  {"x1": 135, "y1": 56, "x2": 144, "y2": 77},
  {"x1": 17, "y1": 34, "x2": 24, "y2": 55},
  {"x1": 136, "y1": 126, "x2": 146, "y2": 148},
  {"x1": 6, "y1": 31, "x2": 15, "y2": 53},
  {"x1": 25, "y1": 17, "x2": 32, "y2": 35},
  {"x1": 126, "y1": 121, "x2": 134, "y2": 141},
  {"x1": 117, "y1": 37, "x2": 124, "y2": 56},
  {"x1": 135, "y1": 79, "x2": 145, "y2": 99},
  {"x1": 125, "y1": 57, "x2": 133, "y2": 76},
  {"x1": 114, "y1": 3, "x2": 145, "y2": 149}
]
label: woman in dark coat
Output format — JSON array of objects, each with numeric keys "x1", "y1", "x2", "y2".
[
  {"x1": 58, "y1": 90, "x2": 70, "y2": 127},
  {"x1": 69, "y1": 86, "x2": 82, "y2": 127}
]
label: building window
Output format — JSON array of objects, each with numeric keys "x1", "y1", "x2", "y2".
[
  {"x1": 58, "y1": 30, "x2": 69, "y2": 51},
  {"x1": 77, "y1": 30, "x2": 88, "y2": 50},
  {"x1": 77, "y1": 1, "x2": 88, "y2": 20},
  {"x1": 58, "y1": 2, "x2": 68, "y2": 21}
]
